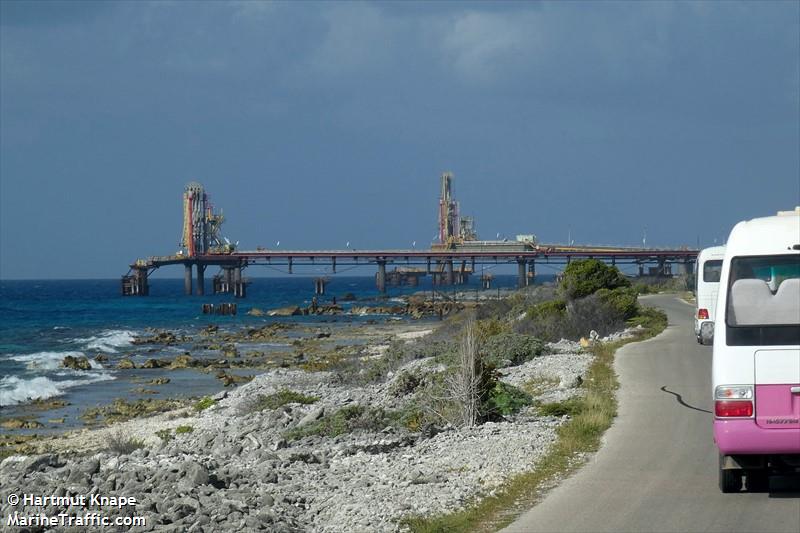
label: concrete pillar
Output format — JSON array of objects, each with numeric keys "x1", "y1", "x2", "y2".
[
  {"x1": 196, "y1": 264, "x2": 205, "y2": 296},
  {"x1": 184, "y1": 264, "x2": 193, "y2": 295},
  {"x1": 528, "y1": 259, "x2": 535, "y2": 284},
  {"x1": 446, "y1": 260, "x2": 454, "y2": 285},
  {"x1": 638, "y1": 264, "x2": 644, "y2": 277},
  {"x1": 517, "y1": 259, "x2": 527, "y2": 288},
  {"x1": 376, "y1": 261, "x2": 386, "y2": 293},
  {"x1": 233, "y1": 267, "x2": 242, "y2": 298}
]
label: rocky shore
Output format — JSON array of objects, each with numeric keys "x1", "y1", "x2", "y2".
[{"x1": 0, "y1": 315, "x2": 636, "y2": 532}]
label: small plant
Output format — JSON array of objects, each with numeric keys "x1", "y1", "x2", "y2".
[
  {"x1": 155, "y1": 429, "x2": 174, "y2": 442},
  {"x1": 254, "y1": 390, "x2": 318, "y2": 411},
  {"x1": 483, "y1": 333, "x2": 545, "y2": 367},
  {"x1": 175, "y1": 425, "x2": 194, "y2": 434},
  {"x1": 106, "y1": 430, "x2": 145, "y2": 454},
  {"x1": 522, "y1": 376, "x2": 560, "y2": 396},
  {"x1": 285, "y1": 405, "x2": 397, "y2": 440},
  {"x1": 194, "y1": 396, "x2": 216, "y2": 412},
  {"x1": 537, "y1": 397, "x2": 585, "y2": 417},
  {"x1": 485, "y1": 382, "x2": 532, "y2": 417}
]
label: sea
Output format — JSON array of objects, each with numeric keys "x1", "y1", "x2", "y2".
[{"x1": 0, "y1": 275, "x2": 531, "y2": 430}]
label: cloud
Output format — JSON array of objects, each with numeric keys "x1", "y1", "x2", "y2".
[{"x1": 438, "y1": 10, "x2": 545, "y2": 85}]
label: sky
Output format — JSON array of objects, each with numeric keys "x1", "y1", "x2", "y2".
[{"x1": 1, "y1": 0, "x2": 798, "y2": 279}]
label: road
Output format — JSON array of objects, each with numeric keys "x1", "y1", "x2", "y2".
[{"x1": 503, "y1": 294, "x2": 800, "y2": 533}]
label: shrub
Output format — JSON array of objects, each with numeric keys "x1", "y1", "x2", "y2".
[
  {"x1": 194, "y1": 397, "x2": 216, "y2": 412},
  {"x1": 475, "y1": 318, "x2": 510, "y2": 342},
  {"x1": 175, "y1": 425, "x2": 194, "y2": 434},
  {"x1": 538, "y1": 397, "x2": 584, "y2": 417},
  {"x1": 155, "y1": 429, "x2": 174, "y2": 442},
  {"x1": 526, "y1": 300, "x2": 566, "y2": 321},
  {"x1": 254, "y1": 390, "x2": 319, "y2": 411},
  {"x1": 285, "y1": 405, "x2": 396, "y2": 440},
  {"x1": 560, "y1": 259, "x2": 630, "y2": 300},
  {"x1": 484, "y1": 382, "x2": 532, "y2": 418},
  {"x1": 596, "y1": 287, "x2": 639, "y2": 320},
  {"x1": 106, "y1": 430, "x2": 145, "y2": 454},
  {"x1": 389, "y1": 370, "x2": 423, "y2": 397},
  {"x1": 483, "y1": 333, "x2": 545, "y2": 367}
]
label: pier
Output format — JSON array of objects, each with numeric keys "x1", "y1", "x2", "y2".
[{"x1": 122, "y1": 178, "x2": 698, "y2": 297}]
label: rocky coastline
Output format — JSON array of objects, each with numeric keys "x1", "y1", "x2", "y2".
[{"x1": 1, "y1": 285, "x2": 643, "y2": 532}]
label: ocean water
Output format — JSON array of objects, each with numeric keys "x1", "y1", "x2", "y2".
[{"x1": 0, "y1": 275, "x2": 529, "y2": 420}]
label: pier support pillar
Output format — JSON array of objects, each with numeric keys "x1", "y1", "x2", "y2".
[
  {"x1": 517, "y1": 259, "x2": 527, "y2": 288},
  {"x1": 445, "y1": 260, "x2": 454, "y2": 285},
  {"x1": 638, "y1": 264, "x2": 644, "y2": 277},
  {"x1": 314, "y1": 278, "x2": 327, "y2": 295},
  {"x1": 376, "y1": 261, "x2": 387, "y2": 293},
  {"x1": 528, "y1": 260, "x2": 536, "y2": 285},
  {"x1": 184, "y1": 264, "x2": 193, "y2": 295},
  {"x1": 233, "y1": 267, "x2": 246, "y2": 298},
  {"x1": 196, "y1": 264, "x2": 205, "y2": 296}
]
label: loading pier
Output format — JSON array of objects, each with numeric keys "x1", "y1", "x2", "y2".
[{"x1": 122, "y1": 178, "x2": 698, "y2": 297}]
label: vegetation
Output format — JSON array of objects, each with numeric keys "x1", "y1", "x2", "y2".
[
  {"x1": 483, "y1": 333, "x2": 545, "y2": 367},
  {"x1": 155, "y1": 429, "x2": 174, "y2": 442},
  {"x1": 175, "y1": 425, "x2": 194, "y2": 434},
  {"x1": 404, "y1": 286, "x2": 668, "y2": 533},
  {"x1": 106, "y1": 430, "x2": 145, "y2": 455},
  {"x1": 560, "y1": 259, "x2": 631, "y2": 300},
  {"x1": 285, "y1": 405, "x2": 398, "y2": 441},
  {"x1": 253, "y1": 390, "x2": 319, "y2": 411},
  {"x1": 194, "y1": 396, "x2": 216, "y2": 412}
]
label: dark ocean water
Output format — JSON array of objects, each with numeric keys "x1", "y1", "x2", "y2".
[{"x1": 0, "y1": 275, "x2": 531, "y2": 418}]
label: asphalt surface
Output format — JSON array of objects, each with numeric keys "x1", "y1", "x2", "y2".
[{"x1": 503, "y1": 294, "x2": 800, "y2": 533}]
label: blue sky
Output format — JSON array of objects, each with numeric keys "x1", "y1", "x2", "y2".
[{"x1": 1, "y1": 0, "x2": 798, "y2": 279}]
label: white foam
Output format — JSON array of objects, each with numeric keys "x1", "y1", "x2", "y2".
[
  {"x1": 0, "y1": 373, "x2": 115, "y2": 407},
  {"x1": 76, "y1": 329, "x2": 135, "y2": 353},
  {"x1": 10, "y1": 351, "x2": 87, "y2": 371}
]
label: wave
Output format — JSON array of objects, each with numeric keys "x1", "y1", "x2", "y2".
[
  {"x1": 9, "y1": 351, "x2": 104, "y2": 371},
  {"x1": 75, "y1": 329, "x2": 135, "y2": 353},
  {"x1": 0, "y1": 373, "x2": 115, "y2": 407}
]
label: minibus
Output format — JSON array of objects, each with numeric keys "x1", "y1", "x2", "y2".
[
  {"x1": 695, "y1": 245, "x2": 726, "y2": 344},
  {"x1": 713, "y1": 207, "x2": 800, "y2": 492}
]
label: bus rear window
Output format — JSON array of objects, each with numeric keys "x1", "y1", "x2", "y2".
[
  {"x1": 703, "y1": 260, "x2": 722, "y2": 282},
  {"x1": 726, "y1": 255, "x2": 800, "y2": 345}
]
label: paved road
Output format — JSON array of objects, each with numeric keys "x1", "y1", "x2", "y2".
[{"x1": 503, "y1": 294, "x2": 800, "y2": 533}]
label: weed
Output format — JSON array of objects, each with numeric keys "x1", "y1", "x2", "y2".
[
  {"x1": 253, "y1": 390, "x2": 319, "y2": 411},
  {"x1": 175, "y1": 425, "x2": 194, "y2": 434},
  {"x1": 194, "y1": 396, "x2": 216, "y2": 412},
  {"x1": 106, "y1": 430, "x2": 145, "y2": 454}
]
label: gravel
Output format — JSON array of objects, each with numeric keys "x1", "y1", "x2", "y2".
[{"x1": 1, "y1": 330, "x2": 597, "y2": 532}]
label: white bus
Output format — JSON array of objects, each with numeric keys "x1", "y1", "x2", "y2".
[
  {"x1": 713, "y1": 207, "x2": 800, "y2": 493},
  {"x1": 694, "y1": 245, "x2": 726, "y2": 345}
]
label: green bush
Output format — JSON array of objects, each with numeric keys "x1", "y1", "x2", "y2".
[
  {"x1": 485, "y1": 382, "x2": 532, "y2": 417},
  {"x1": 175, "y1": 425, "x2": 194, "y2": 434},
  {"x1": 596, "y1": 287, "x2": 639, "y2": 320},
  {"x1": 483, "y1": 333, "x2": 545, "y2": 366},
  {"x1": 254, "y1": 390, "x2": 319, "y2": 410},
  {"x1": 560, "y1": 259, "x2": 630, "y2": 300},
  {"x1": 526, "y1": 300, "x2": 566, "y2": 321},
  {"x1": 194, "y1": 396, "x2": 216, "y2": 412},
  {"x1": 475, "y1": 318, "x2": 510, "y2": 341},
  {"x1": 285, "y1": 405, "x2": 397, "y2": 440}
]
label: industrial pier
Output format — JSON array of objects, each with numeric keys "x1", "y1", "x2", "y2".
[{"x1": 122, "y1": 176, "x2": 698, "y2": 297}]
